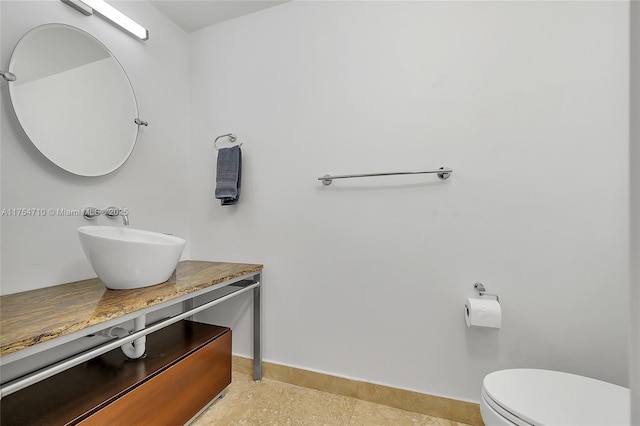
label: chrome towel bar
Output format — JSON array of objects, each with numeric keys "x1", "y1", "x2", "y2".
[{"x1": 318, "y1": 167, "x2": 452, "y2": 185}]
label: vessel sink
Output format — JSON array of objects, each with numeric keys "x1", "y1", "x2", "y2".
[{"x1": 78, "y1": 226, "x2": 186, "y2": 290}]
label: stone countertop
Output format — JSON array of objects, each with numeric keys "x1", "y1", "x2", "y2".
[{"x1": 0, "y1": 261, "x2": 263, "y2": 357}]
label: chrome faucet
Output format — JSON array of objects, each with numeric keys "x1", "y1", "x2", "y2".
[
  {"x1": 82, "y1": 207, "x2": 100, "y2": 220},
  {"x1": 105, "y1": 206, "x2": 129, "y2": 226},
  {"x1": 82, "y1": 206, "x2": 129, "y2": 226}
]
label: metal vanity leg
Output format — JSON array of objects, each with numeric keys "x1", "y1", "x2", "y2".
[
  {"x1": 183, "y1": 299, "x2": 194, "y2": 321},
  {"x1": 253, "y1": 272, "x2": 262, "y2": 381}
]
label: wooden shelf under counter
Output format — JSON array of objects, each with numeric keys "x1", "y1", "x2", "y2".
[{"x1": 0, "y1": 320, "x2": 231, "y2": 426}]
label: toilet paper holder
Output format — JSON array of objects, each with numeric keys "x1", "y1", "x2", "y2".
[{"x1": 474, "y1": 283, "x2": 500, "y2": 303}]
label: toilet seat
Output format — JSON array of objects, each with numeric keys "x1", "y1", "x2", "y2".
[
  {"x1": 482, "y1": 387, "x2": 532, "y2": 425},
  {"x1": 482, "y1": 369, "x2": 629, "y2": 426}
]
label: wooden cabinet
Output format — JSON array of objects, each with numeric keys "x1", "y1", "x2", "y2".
[{"x1": 1, "y1": 321, "x2": 231, "y2": 426}]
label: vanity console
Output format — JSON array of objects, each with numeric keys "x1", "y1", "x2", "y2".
[{"x1": 0, "y1": 261, "x2": 263, "y2": 425}]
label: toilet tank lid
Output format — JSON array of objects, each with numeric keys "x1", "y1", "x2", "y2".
[{"x1": 483, "y1": 369, "x2": 629, "y2": 426}]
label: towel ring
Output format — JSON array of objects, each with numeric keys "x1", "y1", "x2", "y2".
[{"x1": 214, "y1": 133, "x2": 242, "y2": 150}]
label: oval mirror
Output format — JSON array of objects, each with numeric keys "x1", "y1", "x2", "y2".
[{"x1": 7, "y1": 24, "x2": 139, "y2": 176}]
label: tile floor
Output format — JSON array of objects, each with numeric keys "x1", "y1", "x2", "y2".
[{"x1": 192, "y1": 372, "x2": 471, "y2": 425}]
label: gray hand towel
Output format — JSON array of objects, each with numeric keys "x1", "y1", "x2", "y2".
[{"x1": 215, "y1": 146, "x2": 242, "y2": 205}]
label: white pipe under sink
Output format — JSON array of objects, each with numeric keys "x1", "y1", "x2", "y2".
[{"x1": 103, "y1": 315, "x2": 146, "y2": 359}]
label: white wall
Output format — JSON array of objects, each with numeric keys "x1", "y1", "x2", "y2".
[
  {"x1": 630, "y1": 0, "x2": 640, "y2": 422},
  {"x1": 0, "y1": 0, "x2": 632, "y2": 409},
  {"x1": 0, "y1": 0, "x2": 190, "y2": 295},
  {"x1": 189, "y1": 1, "x2": 630, "y2": 402}
]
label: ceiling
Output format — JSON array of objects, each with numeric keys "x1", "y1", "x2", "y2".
[{"x1": 148, "y1": 1, "x2": 290, "y2": 33}]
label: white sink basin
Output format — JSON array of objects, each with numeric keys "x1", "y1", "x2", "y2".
[{"x1": 78, "y1": 226, "x2": 186, "y2": 290}]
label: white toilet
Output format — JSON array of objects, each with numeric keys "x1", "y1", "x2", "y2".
[{"x1": 480, "y1": 369, "x2": 630, "y2": 426}]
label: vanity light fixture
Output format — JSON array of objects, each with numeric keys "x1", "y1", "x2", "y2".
[{"x1": 61, "y1": 0, "x2": 149, "y2": 40}]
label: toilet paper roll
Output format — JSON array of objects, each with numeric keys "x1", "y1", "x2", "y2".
[{"x1": 465, "y1": 298, "x2": 501, "y2": 329}]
